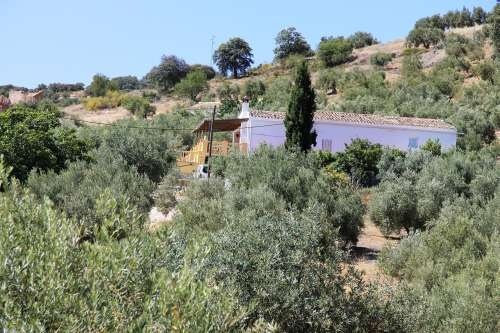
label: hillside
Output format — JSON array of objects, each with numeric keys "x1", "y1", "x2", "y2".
[{"x1": 60, "y1": 25, "x2": 495, "y2": 126}]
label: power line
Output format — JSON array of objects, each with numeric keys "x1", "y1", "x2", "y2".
[
  {"x1": 62, "y1": 117, "x2": 286, "y2": 132},
  {"x1": 61, "y1": 117, "x2": 193, "y2": 131}
]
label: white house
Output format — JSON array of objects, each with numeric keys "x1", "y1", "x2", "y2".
[
  {"x1": 237, "y1": 100, "x2": 456, "y2": 152},
  {"x1": 177, "y1": 100, "x2": 456, "y2": 174}
]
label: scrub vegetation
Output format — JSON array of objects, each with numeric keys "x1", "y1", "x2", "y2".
[{"x1": 1, "y1": 4, "x2": 499, "y2": 332}]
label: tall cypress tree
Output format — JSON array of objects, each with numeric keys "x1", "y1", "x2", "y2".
[
  {"x1": 493, "y1": 5, "x2": 500, "y2": 57},
  {"x1": 285, "y1": 61, "x2": 317, "y2": 151}
]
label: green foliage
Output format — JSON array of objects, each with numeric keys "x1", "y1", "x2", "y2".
[
  {"x1": 254, "y1": 76, "x2": 292, "y2": 111},
  {"x1": 121, "y1": 95, "x2": 156, "y2": 118},
  {"x1": 420, "y1": 138, "x2": 441, "y2": 156},
  {"x1": 414, "y1": 14, "x2": 446, "y2": 30},
  {"x1": 153, "y1": 171, "x2": 180, "y2": 215},
  {"x1": 406, "y1": 27, "x2": 444, "y2": 48},
  {"x1": 110, "y1": 75, "x2": 140, "y2": 91},
  {"x1": 331, "y1": 139, "x2": 383, "y2": 187},
  {"x1": 444, "y1": 33, "x2": 484, "y2": 62},
  {"x1": 0, "y1": 102, "x2": 89, "y2": 181},
  {"x1": 82, "y1": 90, "x2": 124, "y2": 110},
  {"x1": 45, "y1": 82, "x2": 85, "y2": 92},
  {"x1": 472, "y1": 6, "x2": 487, "y2": 24},
  {"x1": 27, "y1": 148, "x2": 154, "y2": 233},
  {"x1": 174, "y1": 69, "x2": 208, "y2": 101},
  {"x1": 401, "y1": 53, "x2": 423, "y2": 79},
  {"x1": 189, "y1": 64, "x2": 217, "y2": 79},
  {"x1": 317, "y1": 36, "x2": 354, "y2": 67},
  {"x1": 241, "y1": 79, "x2": 266, "y2": 102},
  {"x1": 87, "y1": 74, "x2": 116, "y2": 97},
  {"x1": 348, "y1": 31, "x2": 379, "y2": 49},
  {"x1": 85, "y1": 116, "x2": 181, "y2": 182},
  {"x1": 370, "y1": 52, "x2": 394, "y2": 67},
  {"x1": 0, "y1": 175, "x2": 243, "y2": 331},
  {"x1": 144, "y1": 55, "x2": 190, "y2": 92},
  {"x1": 273, "y1": 27, "x2": 312, "y2": 60},
  {"x1": 169, "y1": 148, "x2": 394, "y2": 330},
  {"x1": 492, "y1": 5, "x2": 500, "y2": 57},
  {"x1": 450, "y1": 108, "x2": 496, "y2": 151},
  {"x1": 378, "y1": 190, "x2": 499, "y2": 332},
  {"x1": 217, "y1": 81, "x2": 240, "y2": 117},
  {"x1": 371, "y1": 149, "x2": 499, "y2": 236},
  {"x1": 370, "y1": 178, "x2": 420, "y2": 234},
  {"x1": 213, "y1": 37, "x2": 254, "y2": 78},
  {"x1": 285, "y1": 61, "x2": 317, "y2": 151},
  {"x1": 474, "y1": 60, "x2": 496, "y2": 83},
  {"x1": 316, "y1": 68, "x2": 338, "y2": 93},
  {"x1": 210, "y1": 147, "x2": 365, "y2": 245}
]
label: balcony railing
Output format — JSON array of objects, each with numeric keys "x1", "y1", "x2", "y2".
[{"x1": 177, "y1": 139, "x2": 248, "y2": 166}]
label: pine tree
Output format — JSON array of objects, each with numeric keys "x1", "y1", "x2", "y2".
[{"x1": 285, "y1": 61, "x2": 317, "y2": 151}]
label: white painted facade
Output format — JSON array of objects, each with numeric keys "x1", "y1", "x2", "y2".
[{"x1": 238, "y1": 112, "x2": 456, "y2": 153}]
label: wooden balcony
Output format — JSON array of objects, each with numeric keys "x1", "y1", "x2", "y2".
[{"x1": 177, "y1": 138, "x2": 248, "y2": 174}]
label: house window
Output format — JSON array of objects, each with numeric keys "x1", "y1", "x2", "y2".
[
  {"x1": 321, "y1": 139, "x2": 333, "y2": 152},
  {"x1": 408, "y1": 137, "x2": 418, "y2": 150}
]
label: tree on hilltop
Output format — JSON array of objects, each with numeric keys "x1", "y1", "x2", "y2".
[
  {"x1": 274, "y1": 27, "x2": 312, "y2": 60},
  {"x1": 213, "y1": 38, "x2": 253, "y2": 78}
]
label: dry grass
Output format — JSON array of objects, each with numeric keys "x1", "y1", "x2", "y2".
[{"x1": 63, "y1": 104, "x2": 132, "y2": 124}]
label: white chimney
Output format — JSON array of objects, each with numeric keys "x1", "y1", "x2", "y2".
[{"x1": 239, "y1": 96, "x2": 250, "y2": 119}]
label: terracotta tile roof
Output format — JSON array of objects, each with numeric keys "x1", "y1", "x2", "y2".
[{"x1": 250, "y1": 110, "x2": 455, "y2": 130}]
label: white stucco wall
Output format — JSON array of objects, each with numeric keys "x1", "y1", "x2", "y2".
[{"x1": 244, "y1": 117, "x2": 456, "y2": 152}]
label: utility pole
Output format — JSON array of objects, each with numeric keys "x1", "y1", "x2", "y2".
[
  {"x1": 207, "y1": 105, "x2": 216, "y2": 179},
  {"x1": 210, "y1": 35, "x2": 216, "y2": 64}
]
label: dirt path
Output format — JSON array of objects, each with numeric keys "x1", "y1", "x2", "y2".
[
  {"x1": 350, "y1": 192, "x2": 400, "y2": 282},
  {"x1": 351, "y1": 217, "x2": 399, "y2": 282}
]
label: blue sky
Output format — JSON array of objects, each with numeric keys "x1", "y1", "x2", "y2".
[{"x1": 1, "y1": 0, "x2": 495, "y2": 88}]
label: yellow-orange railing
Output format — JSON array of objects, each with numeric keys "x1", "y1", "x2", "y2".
[{"x1": 177, "y1": 139, "x2": 248, "y2": 169}]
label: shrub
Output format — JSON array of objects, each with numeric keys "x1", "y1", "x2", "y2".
[
  {"x1": 213, "y1": 146, "x2": 365, "y2": 245},
  {"x1": 174, "y1": 69, "x2": 208, "y2": 101},
  {"x1": 216, "y1": 81, "x2": 240, "y2": 116},
  {"x1": 401, "y1": 53, "x2": 423, "y2": 79},
  {"x1": 450, "y1": 108, "x2": 496, "y2": 150},
  {"x1": 420, "y1": 138, "x2": 442, "y2": 156},
  {"x1": 82, "y1": 90, "x2": 124, "y2": 110},
  {"x1": 281, "y1": 53, "x2": 306, "y2": 69},
  {"x1": 370, "y1": 52, "x2": 394, "y2": 67},
  {"x1": 370, "y1": 178, "x2": 420, "y2": 234},
  {"x1": 378, "y1": 191, "x2": 499, "y2": 332},
  {"x1": 189, "y1": 64, "x2": 217, "y2": 79},
  {"x1": 316, "y1": 68, "x2": 339, "y2": 93},
  {"x1": 0, "y1": 168, "x2": 243, "y2": 331},
  {"x1": 474, "y1": 60, "x2": 496, "y2": 83},
  {"x1": 241, "y1": 79, "x2": 266, "y2": 102},
  {"x1": 317, "y1": 37, "x2": 354, "y2": 67},
  {"x1": 254, "y1": 77, "x2": 292, "y2": 111},
  {"x1": 348, "y1": 31, "x2": 379, "y2": 49},
  {"x1": 27, "y1": 148, "x2": 154, "y2": 233},
  {"x1": 121, "y1": 95, "x2": 156, "y2": 118},
  {"x1": 330, "y1": 139, "x2": 383, "y2": 187},
  {"x1": 87, "y1": 74, "x2": 116, "y2": 97},
  {"x1": 0, "y1": 102, "x2": 90, "y2": 181}
]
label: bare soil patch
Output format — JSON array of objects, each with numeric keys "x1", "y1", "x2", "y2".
[{"x1": 63, "y1": 104, "x2": 132, "y2": 124}]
